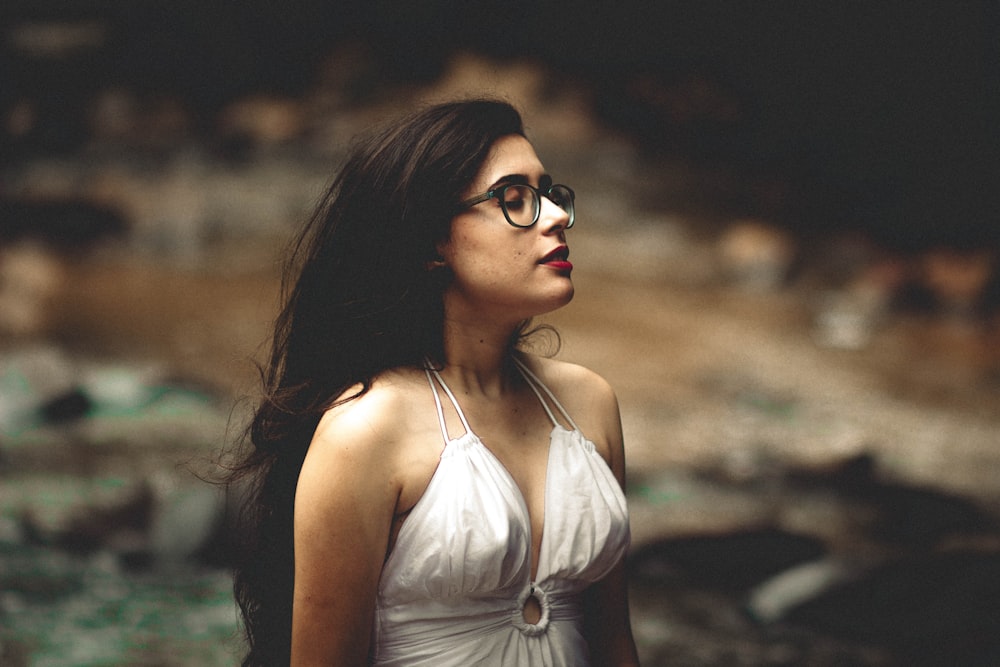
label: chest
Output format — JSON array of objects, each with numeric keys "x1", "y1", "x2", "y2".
[
  {"x1": 379, "y1": 427, "x2": 630, "y2": 602},
  {"x1": 449, "y1": 395, "x2": 556, "y2": 523},
  {"x1": 390, "y1": 392, "x2": 553, "y2": 557}
]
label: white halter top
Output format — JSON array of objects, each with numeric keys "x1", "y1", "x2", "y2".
[{"x1": 370, "y1": 359, "x2": 630, "y2": 666}]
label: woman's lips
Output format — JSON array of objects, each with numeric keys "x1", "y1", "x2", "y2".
[
  {"x1": 543, "y1": 260, "x2": 573, "y2": 271},
  {"x1": 541, "y1": 246, "x2": 572, "y2": 272}
]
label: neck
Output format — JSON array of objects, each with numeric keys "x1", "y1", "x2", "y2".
[{"x1": 438, "y1": 311, "x2": 523, "y2": 397}]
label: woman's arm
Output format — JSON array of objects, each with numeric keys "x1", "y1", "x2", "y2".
[
  {"x1": 584, "y1": 562, "x2": 640, "y2": 666},
  {"x1": 584, "y1": 375, "x2": 641, "y2": 666},
  {"x1": 290, "y1": 394, "x2": 401, "y2": 665}
]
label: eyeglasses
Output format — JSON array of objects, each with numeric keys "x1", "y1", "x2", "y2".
[{"x1": 458, "y1": 182, "x2": 575, "y2": 228}]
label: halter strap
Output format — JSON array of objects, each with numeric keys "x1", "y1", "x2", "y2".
[
  {"x1": 424, "y1": 357, "x2": 579, "y2": 444},
  {"x1": 513, "y1": 357, "x2": 580, "y2": 431},
  {"x1": 515, "y1": 366, "x2": 560, "y2": 427},
  {"x1": 424, "y1": 366, "x2": 471, "y2": 445}
]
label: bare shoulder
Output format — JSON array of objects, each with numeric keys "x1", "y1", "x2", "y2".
[
  {"x1": 299, "y1": 366, "x2": 436, "y2": 507},
  {"x1": 517, "y1": 353, "x2": 624, "y2": 477},
  {"x1": 311, "y1": 370, "x2": 415, "y2": 450},
  {"x1": 291, "y1": 367, "x2": 436, "y2": 662},
  {"x1": 519, "y1": 353, "x2": 618, "y2": 413}
]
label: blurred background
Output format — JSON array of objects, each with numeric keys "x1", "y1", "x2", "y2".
[{"x1": 1, "y1": 2, "x2": 998, "y2": 665}]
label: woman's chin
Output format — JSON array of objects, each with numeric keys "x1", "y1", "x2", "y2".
[{"x1": 534, "y1": 285, "x2": 575, "y2": 316}]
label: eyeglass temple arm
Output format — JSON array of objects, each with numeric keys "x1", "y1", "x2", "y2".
[{"x1": 458, "y1": 191, "x2": 496, "y2": 209}]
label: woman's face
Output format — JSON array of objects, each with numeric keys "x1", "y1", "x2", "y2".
[{"x1": 440, "y1": 134, "x2": 574, "y2": 324}]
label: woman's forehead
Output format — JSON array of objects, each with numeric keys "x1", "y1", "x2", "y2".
[{"x1": 474, "y1": 135, "x2": 545, "y2": 187}]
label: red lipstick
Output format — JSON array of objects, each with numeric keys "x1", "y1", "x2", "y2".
[{"x1": 540, "y1": 245, "x2": 572, "y2": 272}]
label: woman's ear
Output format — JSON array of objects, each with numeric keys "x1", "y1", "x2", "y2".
[{"x1": 426, "y1": 241, "x2": 449, "y2": 270}]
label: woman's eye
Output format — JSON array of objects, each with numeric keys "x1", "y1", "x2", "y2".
[{"x1": 503, "y1": 193, "x2": 528, "y2": 211}]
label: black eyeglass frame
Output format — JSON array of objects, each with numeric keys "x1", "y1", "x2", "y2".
[{"x1": 457, "y1": 182, "x2": 576, "y2": 229}]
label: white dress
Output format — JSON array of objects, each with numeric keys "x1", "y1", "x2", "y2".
[{"x1": 370, "y1": 359, "x2": 631, "y2": 666}]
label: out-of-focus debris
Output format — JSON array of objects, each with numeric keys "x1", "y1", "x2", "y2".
[
  {"x1": 920, "y1": 247, "x2": 995, "y2": 319},
  {"x1": 20, "y1": 479, "x2": 154, "y2": 555},
  {"x1": 0, "y1": 198, "x2": 127, "y2": 249},
  {"x1": 812, "y1": 257, "x2": 907, "y2": 350},
  {"x1": 813, "y1": 287, "x2": 886, "y2": 350},
  {"x1": 0, "y1": 346, "x2": 76, "y2": 436},
  {"x1": 147, "y1": 471, "x2": 227, "y2": 566},
  {"x1": 717, "y1": 219, "x2": 796, "y2": 291},
  {"x1": 0, "y1": 196, "x2": 127, "y2": 335},
  {"x1": 781, "y1": 550, "x2": 1000, "y2": 666},
  {"x1": 746, "y1": 556, "x2": 863, "y2": 623},
  {"x1": 0, "y1": 243, "x2": 64, "y2": 337},
  {"x1": 15, "y1": 470, "x2": 227, "y2": 568},
  {"x1": 629, "y1": 527, "x2": 827, "y2": 591},
  {"x1": 88, "y1": 89, "x2": 192, "y2": 149},
  {"x1": 0, "y1": 344, "x2": 232, "y2": 574},
  {"x1": 607, "y1": 216, "x2": 716, "y2": 284},
  {"x1": 7, "y1": 20, "x2": 109, "y2": 59},
  {"x1": 786, "y1": 453, "x2": 1000, "y2": 548},
  {"x1": 217, "y1": 95, "x2": 307, "y2": 151},
  {"x1": 0, "y1": 346, "x2": 223, "y2": 443}
]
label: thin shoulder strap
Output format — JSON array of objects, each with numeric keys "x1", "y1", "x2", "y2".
[
  {"x1": 424, "y1": 369, "x2": 451, "y2": 445},
  {"x1": 512, "y1": 357, "x2": 580, "y2": 431},
  {"x1": 424, "y1": 365, "x2": 471, "y2": 443}
]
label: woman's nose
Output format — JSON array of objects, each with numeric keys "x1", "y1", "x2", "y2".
[{"x1": 538, "y1": 196, "x2": 570, "y2": 233}]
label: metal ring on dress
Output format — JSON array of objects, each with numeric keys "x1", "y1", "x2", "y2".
[{"x1": 512, "y1": 583, "x2": 551, "y2": 636}]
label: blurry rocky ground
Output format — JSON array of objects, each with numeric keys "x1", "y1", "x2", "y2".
[{"x1": 1, "y1": 35, "x2": 999, "y2": 667}]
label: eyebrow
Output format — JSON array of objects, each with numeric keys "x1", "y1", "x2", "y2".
[{"x1": 486, "y1": 173, "x2": 553, "y2": 191}]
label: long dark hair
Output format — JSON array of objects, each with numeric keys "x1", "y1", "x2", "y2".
[{"x1": 228, "y1": 99, "x2": 526, "y2": 666}]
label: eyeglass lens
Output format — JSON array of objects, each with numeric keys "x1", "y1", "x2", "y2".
[{"x1": 500, "y1": 185, "x2": 575, "y2": 227}]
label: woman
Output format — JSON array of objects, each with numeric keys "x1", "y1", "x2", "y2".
[{"x1": 231, "y1": 99, "x2": 638, "y2": 666}]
